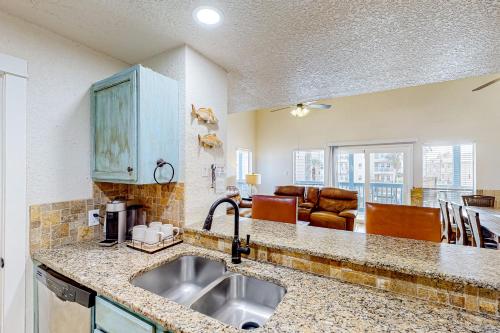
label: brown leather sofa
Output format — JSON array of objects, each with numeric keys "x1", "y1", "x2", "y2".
[
  {"x1": 252, "y1": 195, "x2": 297, "y2": 224},
  {"x1": 309, "y1": 188, "x2": 358, "y2": 230},
  {"x1": 365, "y1": 202, "x2": 441, "y2": 242},
  {"x1": 274, "y1": 185, "x2": 319, "y2": 221}
]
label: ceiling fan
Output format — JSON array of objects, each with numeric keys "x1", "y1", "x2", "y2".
[
  {"x1": 472, "y1": 77, "x2": 500, "y2": 92},
  {"x1": 270, "y1": 101, "x2": 332, "y2": 117}
]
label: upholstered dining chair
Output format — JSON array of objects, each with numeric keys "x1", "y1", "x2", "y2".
[
  {"x1": 450, "y1": 203, "x2": 470, "y2": 246},
  {"x1": 438, "y1": 200, "x2": 455, "y2": 243},
  {"x1": 465, "y1": 208, "x2": 498, "y2": 249}
]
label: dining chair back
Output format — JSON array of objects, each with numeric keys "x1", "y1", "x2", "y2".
[
  {"x1": 438, "y1": 200, "x2": 454, "y2": 243},
  {"x1": 450, "y1": 203, "x2": 469, "y2": 246},
  {"x1": 462, "y1": 195, "x2": 495, "y2": 208},
  {"x1": 465, "y1": 208, "x2": 499, "y2": 249},
  {"x1": 465, "y1": 209, "x2": 485, "y2": 248}
]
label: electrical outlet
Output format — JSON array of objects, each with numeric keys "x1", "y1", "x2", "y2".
[{"x1": 88, "y1": 209, "x2": 100, "y2": 227}]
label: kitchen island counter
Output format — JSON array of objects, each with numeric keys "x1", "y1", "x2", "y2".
[{"x1": 34, "y1": 242, "x2": 500, "y2": 332}]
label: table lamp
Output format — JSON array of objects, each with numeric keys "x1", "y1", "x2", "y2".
[{"x1": 245, "y1": 173, "x2": 261, "y2": 197}]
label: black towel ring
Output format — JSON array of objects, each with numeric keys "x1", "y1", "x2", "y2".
[{"x1": 153, "y1": 159, "x2": 175, "y2": 186}]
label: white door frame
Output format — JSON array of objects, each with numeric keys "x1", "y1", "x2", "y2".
[{"x1": 0, "y1": 52, "x2": 28, "y2": 333}]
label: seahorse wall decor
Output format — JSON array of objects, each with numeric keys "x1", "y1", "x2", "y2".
[
  {"x1": 191, "y1": 104, "x2": 218, "y2": 124},
  {"x1": 198, "y1": 133, "x2": 223, "y2": 149}
]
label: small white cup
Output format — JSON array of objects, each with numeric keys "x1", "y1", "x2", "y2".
[
  {"x1": 132, "y1": 225, "x2": 147, "y2": 242},
  {"x1": 149, "y1": 221, "x2": 162, "y2": 232},
  {"x1": 144, "y1": 228, "x2": 164, "y2": 244},
  {"x1": 160, "y1": 224, "x2": 180, "y2": 239}
]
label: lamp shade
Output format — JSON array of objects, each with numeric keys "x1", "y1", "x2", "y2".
[{"x1": 245, "y1": 173, "x2": 261, "y2": 185}]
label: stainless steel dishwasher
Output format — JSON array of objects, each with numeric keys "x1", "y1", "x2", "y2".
[{"x1": 35, "y1": 265, "x2": 96, "y2": 333}]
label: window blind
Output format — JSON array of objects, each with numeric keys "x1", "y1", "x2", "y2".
[
  {"x1": 422, "y1": 144, "x2": 474, "y2": 206},
  {"x1": 293, "y1": 150, "x2": 325, "y2": 185},
  {"x1": 236, "y1": 149, "x2": 252, "y2": 197}
]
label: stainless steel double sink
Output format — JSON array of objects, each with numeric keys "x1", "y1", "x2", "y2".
[{"x1": 131, "y1": 256, "x2": 286, "y2": 330}]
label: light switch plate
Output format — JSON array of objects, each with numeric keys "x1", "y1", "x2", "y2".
[{"x1": 88, "y1": 209, "x2": 100, "y2": 227}]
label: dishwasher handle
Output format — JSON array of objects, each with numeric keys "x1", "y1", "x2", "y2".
[{"x1": 35, "y1": 265, "x2": 96, "y2": 308}]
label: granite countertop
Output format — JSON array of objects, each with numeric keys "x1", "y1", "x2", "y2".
[
  {"x1": 185, "y1": 216, "x2": 500, "y2": 291},
  {"x1": 34, "y1": 242, "x2": 500, "y2": 332}
]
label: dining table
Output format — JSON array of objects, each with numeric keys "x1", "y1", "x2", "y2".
[{"x1": 465, "y1": 206, "x2": 500, "y2": 249}]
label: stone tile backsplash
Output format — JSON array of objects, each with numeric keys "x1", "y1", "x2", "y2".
[{"x1": 30, "y1": 182, "x2": 184, "y2": 252}]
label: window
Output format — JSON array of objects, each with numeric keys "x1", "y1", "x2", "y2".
[
  {"x1": 334, "y1": 144, "x2": 412, "y2": 212},
  {"x1": 422, "y1": 144, "x2": 474, "y2": 206},
  {"x1": 236, "y1": 149, "x2": 252, "y2": 197},
  {"x1": 293, "y1": 150, "x2": 325, "y2": 186}
]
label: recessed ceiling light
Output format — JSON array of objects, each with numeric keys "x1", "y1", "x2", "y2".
[{"x1": 193, "y1": 6, "x2": 222, "y2": 26}]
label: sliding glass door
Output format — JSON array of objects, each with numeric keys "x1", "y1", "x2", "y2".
[{"x1": 335, "y1": 144, "x2": 413, "y2": 211}]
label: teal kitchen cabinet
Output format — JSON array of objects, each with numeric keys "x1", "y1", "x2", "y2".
[{"x1": 91, "y1": 65, "x2": 179, "y2": 184}]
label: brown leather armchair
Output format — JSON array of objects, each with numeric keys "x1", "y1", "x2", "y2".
[
  {"x1": 226, "y1": 187, "x2": 252, "y2": 218},
  {"x1": 309, "y1": 188, "x2": 358, "y2": 230},
  {"x1": 365, "y1": 202, "x2": 441, "y2": 242},
  {"x1": 252, "y1": 195, "x2": 297, "y2": 224},
  {"x1": 274, "y1": 185, "x2": 319, "y2": 221}
]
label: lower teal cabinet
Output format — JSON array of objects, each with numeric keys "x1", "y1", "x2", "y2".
[{"x1": 94, "y1": 296, "x2": 168, "y2": 333}]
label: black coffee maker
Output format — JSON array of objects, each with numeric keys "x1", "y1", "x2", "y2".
[{"x1": 126, "y1": 204, "x2": 146, "y2": 240}]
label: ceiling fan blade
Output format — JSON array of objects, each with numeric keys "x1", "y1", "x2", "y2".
[
  {"x1": 472, "y1": 78, "x2": 500, "y2": 91},
  {"x1": 303, "y1": 101, "x2": 318, "y2": 105},
  {"x1": 270, "y1": 106, "x2": 292, "y2": 113},
  {"x1": 308, "y1": 104, "x2": 332, "y2": 109}
]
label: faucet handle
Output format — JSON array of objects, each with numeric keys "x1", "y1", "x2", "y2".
[{"x1": 246, "y1": 234, "x2": 250, "y2": 246}]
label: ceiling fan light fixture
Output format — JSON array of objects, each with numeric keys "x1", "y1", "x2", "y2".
[{"x1": 290, "y1": 106, "x2": 310, "y2": 117}]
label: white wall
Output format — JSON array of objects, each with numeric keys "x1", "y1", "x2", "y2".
[
  {"x1": 143, "y1": 45, "x2": 228, "y2": 223},
  {"x1": 226, "y1": 111, "x2": 257, "y2": 186},
  {"x1": 255, "y1": 73, "x2": 500, "y2": 194},
  {"x1": 0, "y1": 10, "x2": 128, "y2": 204},
  {"x1": 184, "y1": 47, "x2": 228, "y2": 223}
]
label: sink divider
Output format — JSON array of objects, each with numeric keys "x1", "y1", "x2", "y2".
[{"x1": 184, "y1": 272, "x2": 238, "y2": 308}]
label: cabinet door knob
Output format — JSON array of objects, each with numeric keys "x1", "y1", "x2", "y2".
[
  {"x1": 127, "y1": 167, "x2": 133, "y2": 172},
  {"x1": 1, "y1": 257, "x2": 4, "y2": 268}
]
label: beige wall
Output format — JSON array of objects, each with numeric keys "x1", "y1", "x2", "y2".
[
  {"x1": 253, "y1": 73, "x2": 500, "y2": 194},
  {"x1": 0, "y1": 10, "x2": 128, "y2": 204},
  {"x1": 226, "y1": 111, "x2": 257, "y2": 186}
]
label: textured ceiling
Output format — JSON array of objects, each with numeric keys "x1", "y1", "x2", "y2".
[{"x1": 1, "y1": 0, "x2": 499, "y2": 113}]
